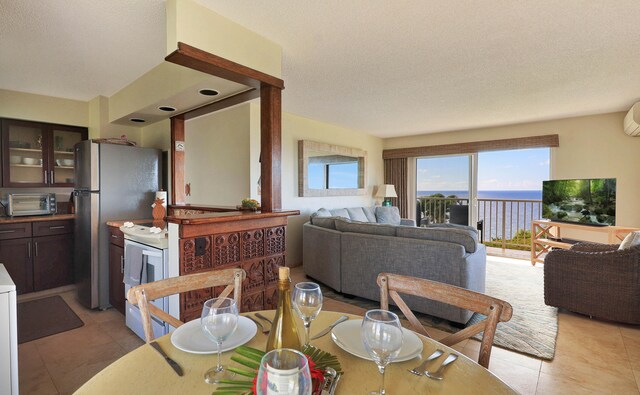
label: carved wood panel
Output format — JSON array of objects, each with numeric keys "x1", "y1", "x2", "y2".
[
  {"x1": 180, "y1": 237, "x2": 212, "y2": 274},
  {"x1": 265, "y1": 255, "x2": 284, "y2": 286},
  {"x1": 180, "y1": 287, "x2": 214, "y2": 323},
  {"x1": 264, "y1": 286, "x2": 278, "y2": 310},
  {"x1": 241, "y1": 290, "x2": 264, "y2": 312},
  {"x1": 214, "y1": 232, "x2": 241, "y2": 267},
  {"x1": 266, "y1": 226, "x2": 286, "y2": 256},
  {"x1": 241, "y1": 229, "x2": 264, "y2": 259},
  {"x1": 242, "y1": 259, "x2": 265, "y2": 294}
]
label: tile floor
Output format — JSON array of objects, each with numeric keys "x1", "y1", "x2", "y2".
[{"x1": 17, "y1": 261, "x2": 640, "y2": 394}]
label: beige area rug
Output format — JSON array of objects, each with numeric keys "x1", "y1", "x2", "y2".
[{"x1": 319, "y1": 258, "x2": 558, "y2": 360}]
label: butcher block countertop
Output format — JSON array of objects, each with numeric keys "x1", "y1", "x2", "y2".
[
  {"x1": 166, "y1": 209, "x2": 300, "y2": 225},
  {"x1": 0, "y1": 214, "x2": 75, "y2": 224}
]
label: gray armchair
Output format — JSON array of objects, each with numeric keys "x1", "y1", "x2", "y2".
[{"x1": 544, "y1": 242, "x2": 640, "y2": 324}]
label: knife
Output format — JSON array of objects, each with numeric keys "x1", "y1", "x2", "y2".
[
  {"x1": 310, "y1": 315, "x2": 349, "y2": 340},
  {"x1": 150, "y1": 341, "x2": 183, "y2": 376}
]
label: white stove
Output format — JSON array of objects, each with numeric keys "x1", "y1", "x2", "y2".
[{"x1": 119, "y1": 223, "x2": 168, "y2": 249}]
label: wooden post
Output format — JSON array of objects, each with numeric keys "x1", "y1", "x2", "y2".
[
  {"x1": 171, "y1": 116, "x2": 186, "y2": 205},
  {"x1": 260, "y1": 84, "x2": 282, "y2": 212}
]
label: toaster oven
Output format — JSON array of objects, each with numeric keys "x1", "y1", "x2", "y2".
[{"x1": 7, "y1": 193, "x2": 56, "y2": 216}]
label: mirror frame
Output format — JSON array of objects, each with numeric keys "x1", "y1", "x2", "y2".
[{"x1": 298, "y1": 140, "x2": 367, "y2": 197}]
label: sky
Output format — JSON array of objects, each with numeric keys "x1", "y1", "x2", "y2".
[
  {"x1": 308, "y1": 162, "x2": 358, "y2": 189},
  {"x1": 417, "y1": 148, "x2": 550, "y2": 191}
]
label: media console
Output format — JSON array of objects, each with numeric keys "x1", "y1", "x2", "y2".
[{"x1": 530, "y1": 220, "x2": 639, "y2": 266}]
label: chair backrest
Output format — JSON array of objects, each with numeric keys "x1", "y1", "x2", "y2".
[
  {"x1": 377, "y1": 272, "x2": 512, "y2": 368},
  {"x1": 127, "y1": 268, "x2": 246, "y2": 342}
]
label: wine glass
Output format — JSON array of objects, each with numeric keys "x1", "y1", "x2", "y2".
[
  {"x1": 200, "y1": 297, "x2": 239, "y2": 384},
  {"x1": 292, "y1": 282, "x2": 323, "y2": 346},
  {"x1": 361, "y1": 309, "x2": 403, "y2": 395},
  {"x1": 255, "y1": 348, "x2": 312, "y2": 395}
]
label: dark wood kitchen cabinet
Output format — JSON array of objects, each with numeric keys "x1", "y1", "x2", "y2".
[
  {"x1": 0, "y1": 118, "x2": 87, "y2": 187},
  {"x1": 0, "y1": 218, "x2": 74, "y2": 294},
  {"x1": 0, "y1": 238, "x2": 33, "y2": 294},
  {"x1": 108, "y1": 225, "x2": 126, "y2": 315}
]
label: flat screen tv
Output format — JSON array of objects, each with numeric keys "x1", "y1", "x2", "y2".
[{"x1": 542, "y1": 178, "x2": 616, "y2": 226}]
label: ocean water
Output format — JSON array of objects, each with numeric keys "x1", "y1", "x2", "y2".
[
  {"x1": 417, "y1": 190, "x2": 543, "y2": 241},
  {"x1": 417, "y1": 190, "x2": 542, "y2": 200}
]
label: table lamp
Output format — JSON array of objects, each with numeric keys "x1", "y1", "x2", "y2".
[{"x1": 376, "y1": 184, "x2": 397, "y2": 207}]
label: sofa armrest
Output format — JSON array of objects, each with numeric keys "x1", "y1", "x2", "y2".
[{"x1": 400, "y1": 218, "x2": 416, "y2": 226}]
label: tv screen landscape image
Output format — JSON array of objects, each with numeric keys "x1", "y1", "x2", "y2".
[{"x1": 542, "y1": 178, "x2": 616, "y2": 226}]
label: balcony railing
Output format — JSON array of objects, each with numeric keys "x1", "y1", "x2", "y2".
[{"x1": 418, "y1": 196, "x2": 543, "y2": 252}]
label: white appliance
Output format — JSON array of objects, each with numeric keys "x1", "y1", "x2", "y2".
[
  {"x1": 123, "y1": 237, "x2": 170, "y2": 341},
  {"x1": 624, "y1": 102, "x2": 640, "y2": 136},
  {"x1": 74, "y1": 140, "x2": 161, "y2": 309},
  {"x1": 0, "y1": 264, "x2": 18, "y2": 395}
]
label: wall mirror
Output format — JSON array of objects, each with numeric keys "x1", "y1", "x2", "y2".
[{"x1": 298, "y1": 140, "x2": 367, "y2": 197}]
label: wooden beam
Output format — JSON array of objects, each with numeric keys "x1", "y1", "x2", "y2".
[
  {"x1": 383, "y1": 134, "x2": 560, "y2": 159},
  {"x1": 181, "y1": 89, "x2": 259, "y2": 121},
  {"x1": 260, "y1": 84, "x2": 282, "y2": 211},
  {"x1": 171, "y1": 117, "x2": 186, "y2": 205},
  {"x1": 165, "y1": 42, "x2": 284, "y2": 90}
]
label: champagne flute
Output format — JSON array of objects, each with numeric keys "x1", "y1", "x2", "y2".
[
  {"x1": 361, "y1": 310, "x2": 403, "y2": 395},
  {"x1": 255, "y1": 348, "x2": 312, "y2": 395},
  {"x1": 201, "y1": 297, "x2": 239, "y2": 384},
  {"x1": 292, "y1": 282, "x2": 323, "y2": 346}
]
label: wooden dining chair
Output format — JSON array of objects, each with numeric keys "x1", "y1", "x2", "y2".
[
  {"x1": 126, "y1": 268, "x2": 246, "y2": 343},
  {"x1": 377, "y1": 272, "x2": 513, "y2": 368}
]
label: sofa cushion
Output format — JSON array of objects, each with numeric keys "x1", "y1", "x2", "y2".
[
  {"x1": 329, "y1": 208, "x2": 350, "y2": 219},
  {"x1": 397, "y1": 226, "x2": 478, "y2": 253},
  {"x1": 335, "y1": 218, "x2": 397, "y2": 236},
  {"x1": 423, "y1": 223, "x2": 478, "y2": 234},
  {"x1": 346, "y1": 207, "x2": 370, "y2": 222},
  {"x1": 362, "y1": 207, "x2": 377, "y2": 222},
  {"x1": 311, "y1": 216, "x2": 346, "y2": 230},
  {"x1": 619, "y1": 231, "x2": 640, "y2": 250},
  {"x1": 375, "y1": 206, "x2": 401, "y2": 225},
  {"x1": 312, "y1": 208, "x2": 332, "y2": 218}
]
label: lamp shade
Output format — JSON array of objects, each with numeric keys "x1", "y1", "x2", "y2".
[{"x1": 375, "y1": 184, "x2": 397, "y2": 198}]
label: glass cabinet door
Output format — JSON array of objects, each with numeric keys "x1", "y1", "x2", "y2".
[
  {"x1": 6, "y1": 122, "x2": 45, "y2": 185},
  {"x1": 51, "y1": 129, "x2": 83, "y2": 185}
]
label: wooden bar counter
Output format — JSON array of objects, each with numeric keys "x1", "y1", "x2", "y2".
[{"x1": 166, "y1": 207, "x2": 299, "y2": 322}]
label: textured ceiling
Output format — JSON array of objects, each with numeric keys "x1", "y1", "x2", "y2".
[
  {"x1": 0, "y1": 0, "x2": 166, "y2": 101},
  {"x1": 1, "y1": 1, "x2": 640, "y2": 137}
]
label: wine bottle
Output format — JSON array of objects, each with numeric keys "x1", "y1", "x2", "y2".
[{"x1": 265, "y1": 267, "x2": 302, "y2": 351}]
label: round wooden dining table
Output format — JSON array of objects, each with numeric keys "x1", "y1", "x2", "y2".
[{"x1": 76, "y1": 310, "x2": 517, "y2": 394}]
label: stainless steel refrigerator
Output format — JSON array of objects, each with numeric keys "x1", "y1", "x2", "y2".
[{"x1": 74, "y1": 140, "x2": 161, "y2": 309}]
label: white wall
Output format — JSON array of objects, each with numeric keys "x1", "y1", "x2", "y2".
[{"x1": 184, "y1": 105, "x2": 251, "y2": 205}]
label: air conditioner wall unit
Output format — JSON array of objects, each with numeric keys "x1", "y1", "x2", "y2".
[{"x1": 624, "y1": 102, "x2": 640, "y2": 136}]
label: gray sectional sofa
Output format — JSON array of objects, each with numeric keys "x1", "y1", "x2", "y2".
[{"x1": 302, "y1": 206, "x2": 486, "y2": 324}]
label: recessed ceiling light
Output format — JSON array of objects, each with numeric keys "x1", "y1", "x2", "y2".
[
  {"x1": 158, "y1": 106, "x2": 176, "y2": 112},
  {"x1": 199, "y1": 89, "x2": 219, "y2": 96},
  {"x1": 129, "y1": 118, "x2": 146, "y2": 123}
]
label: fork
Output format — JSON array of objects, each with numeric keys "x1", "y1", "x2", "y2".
[
  {"x1": 247, "y1": 315, "x2": 269, "y2": 334},
  {"x1": 408, "y1": 349, "x2": 444, "y2": 376}
]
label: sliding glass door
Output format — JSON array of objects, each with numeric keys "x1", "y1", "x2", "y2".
[{"x1": 416, "y1": 154, "x2": 476, "y2": 226}]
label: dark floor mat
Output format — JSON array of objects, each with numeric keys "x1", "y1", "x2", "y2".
[{"x1": 18, "y1": 295, "x2": 84, "y2": 344}]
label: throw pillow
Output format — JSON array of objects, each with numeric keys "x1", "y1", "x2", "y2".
[
  {"x1": 314, "y1": 208, "x2": 332, "y2": 218},
  {"x1": 618, "y1": 231, "x2": 640, "y2": 250},
  {"x1": 375, "y1": 206, "x2": 401, "y2": 225},
  {"x1": 335, "y1": 218, "x2": 397, "y2": 237},
  {"x1": 362, "y1": 207, "x2": 377, "y2": 222},
  {"x1": 346, "y1": 207, "x2": 370, "y2": 222},
  {"x1": 329, "y1": 208, "x2": 350, "y2": 219}
]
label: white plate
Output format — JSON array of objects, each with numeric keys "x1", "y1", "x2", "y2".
[
  {"x1": 331, "y1": 319, "x2": 423, "y2": 362},
  {"x1": 171, "y1": 315, "x2": 257, "y2": 354}
]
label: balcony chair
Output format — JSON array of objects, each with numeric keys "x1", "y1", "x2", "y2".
[
  {"x1": 126, "y1": 268, "x2": 246, "y2": 342},
  {"x1": 377, "y1": 272, "x2": 512, "y2": 368},
  {"x1": 544, "y1": 242, "x2": 640, "y2": 324}
]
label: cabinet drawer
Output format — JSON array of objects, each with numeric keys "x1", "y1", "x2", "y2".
[
  {"x1": 0, "y1": 223, "x2": 31, "y2": 240},
  {"x1": 32, "y1": 220, "x2": 73, "y2": 237},
  {"x1": 109, "y1": 226, "x2": 124, "y2": 248}
]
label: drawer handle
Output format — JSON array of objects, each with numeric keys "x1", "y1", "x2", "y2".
[
  {"x1": 120, "y1": 256, "x2": 124, "y2": 274},
  {"x1": 35, "y1": 242, "x2": 38, "y2": 257},
  {"x1": 49, "y1": 226, "x2": 65, "y2": 230},
  {"x1": 111, "y1": 234, "x2": 120, "y2": 239},
  {"x1": 0, "y1": 230, "x2": 16, "y2": 234}
]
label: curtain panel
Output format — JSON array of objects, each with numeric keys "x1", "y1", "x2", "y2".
[{"x1": 384, "y1": 158, "x2": 408, "y2": 218}]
